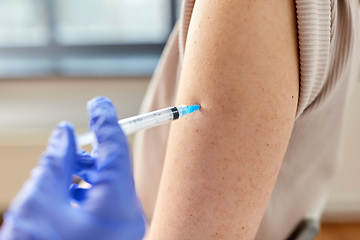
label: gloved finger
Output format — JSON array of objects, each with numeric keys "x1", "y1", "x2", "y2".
[
  {"x1": 76, "y1": 150, "x2": 96, "y2": 170},
  {"x1": 87, "y1": 97, "x2": 123, "y2": 144},
  {"x1": 86, "y1": 97, "x2": 129, "y2": 168},
  {"x1": 91, "y1": 139, "x2": 99, "y2": 156},
  {"x1": 84, "y1": 97, "x2": 137, "y2": 217},
  {"x1": 38, "y1": 121, "x2": 77, "y2": 199},
  {"x1": 70, "y1": 184, "x2": 89, "y2": 203},
  {"x1": 74, "y1": 150, "x2": 97, "y2": 183},
  {"x1": 90, "y1": 143, "x2": 99, "y2": 159}
]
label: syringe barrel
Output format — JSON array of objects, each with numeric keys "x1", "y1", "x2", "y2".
[
  {"x1": 119, "y1": 107, "x2": 174, "y2": 135},
  {"x1": 76, "y1": 104, "x2": 199, "y2": 148},
  {"x1": 77, "y1": 132, "x2": 96, "y2": 147},
  {"x1": 77, "y1": 107, "x2": 176, "y2": 147}
]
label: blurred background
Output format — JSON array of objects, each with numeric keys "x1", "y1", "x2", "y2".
[
  {"x1": 0, "y1": 0, "x2": 181, "y2": 215},
  {"x1": 0, "y1": 0, "x2": 359, "y2": 238}
]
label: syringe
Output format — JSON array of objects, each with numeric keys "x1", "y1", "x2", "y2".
[{"x1": 77, "y1": 104, "x2": 201, "y2": 147}]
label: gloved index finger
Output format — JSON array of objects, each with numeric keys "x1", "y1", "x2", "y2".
[
  {"x1": 87, "y1": 97, "x2": 122, "y2": 143},
  {"x1": 86, "y1": 97, "x2": 131, "y2": 174},
  {"x1": 85, "y1": 97, "x2": 138, "y2": 218}
]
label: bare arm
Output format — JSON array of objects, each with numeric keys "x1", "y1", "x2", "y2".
[{"x1": 148, "y1": 0, "x2": 299, "y2": 239}]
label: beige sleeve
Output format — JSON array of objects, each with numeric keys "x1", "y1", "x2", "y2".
[{"x1": 133, "y1": 22, "x2": 181, "y2": 222}]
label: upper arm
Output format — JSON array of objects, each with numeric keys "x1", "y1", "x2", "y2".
[{"x1": 149, "y1": 0, "x2": 299, "y2": 239}]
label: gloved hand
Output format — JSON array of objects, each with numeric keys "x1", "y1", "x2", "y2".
[{"x1": 0, "y1": 97, "x2": 146, "y2": 240}]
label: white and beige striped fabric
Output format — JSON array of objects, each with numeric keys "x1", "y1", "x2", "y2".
[{"x1": 133, "y1": 0, "x2": 360, "y2": 239}]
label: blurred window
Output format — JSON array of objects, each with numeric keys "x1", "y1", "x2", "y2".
[
  {"x1": 54, "y1": 0, "x2": 171, "y2": 45},
  {"x1": 0, "y1": 0, "x2": 48, "y2": 47},
  {"x1": 0, "y1": 0, "x2": 181, "y2": 78}
]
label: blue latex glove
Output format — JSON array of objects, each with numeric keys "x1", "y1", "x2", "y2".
[{"x1": 0, "y1": 97, "x2": 146, "y2": 240}]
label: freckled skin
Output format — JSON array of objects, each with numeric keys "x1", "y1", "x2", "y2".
[{"x1": 148, "y1": 0, "x2": 299, "y2": 239}]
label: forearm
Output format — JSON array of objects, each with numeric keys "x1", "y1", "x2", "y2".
[{"x1": 148, "y1": 0, "x2": 299, "y2": 239}]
